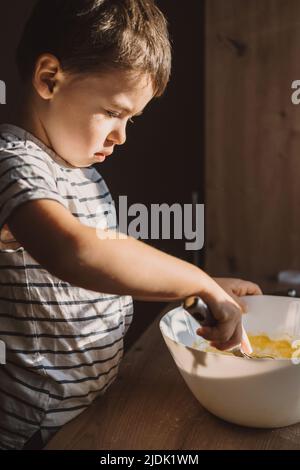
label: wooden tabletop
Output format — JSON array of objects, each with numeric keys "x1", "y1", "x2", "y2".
[{"x1": 46, "y1": 292, "x2": 300, "y2": 450}]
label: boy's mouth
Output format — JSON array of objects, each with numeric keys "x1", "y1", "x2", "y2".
[{"x1": 94, "y1": 152, "x2": 112, "y2": 163}]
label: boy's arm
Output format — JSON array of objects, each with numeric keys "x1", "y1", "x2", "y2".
[
  {"x1": 7, "y1": 199, "x2": 216, "y2": 300},
  {"x1": 7, "y1": 199, "x2": 243, "y2": 350}
]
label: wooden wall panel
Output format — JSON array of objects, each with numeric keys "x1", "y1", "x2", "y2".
[{"x1": 205, "y1": 0, "x2": 300, "y2": 278}]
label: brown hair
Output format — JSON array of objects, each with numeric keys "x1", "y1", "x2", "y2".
[{"x1": 16, "y1": 0, "x2": 172, "y2": 97}]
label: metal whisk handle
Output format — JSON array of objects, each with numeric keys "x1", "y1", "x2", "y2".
[{"x1": 183, "y1": 296, "x2": 217, "y2": 327}]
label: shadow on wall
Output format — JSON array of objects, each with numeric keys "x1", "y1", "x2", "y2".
[{"x1": 0, "y1": 0, "x2": 36, "y2": 122}]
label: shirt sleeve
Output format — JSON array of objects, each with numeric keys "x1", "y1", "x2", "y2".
[{"x1": 0, "y1": 149, "x2": 67, "y2": 230}]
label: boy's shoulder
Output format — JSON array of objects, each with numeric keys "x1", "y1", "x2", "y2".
[
  {"x1": 0, "y1": 123, "x2": 109, "y2": 189},
  {"x1": 0, "y1": 123, "x2": 68, "y2": 197},
  {"x1": 0, "y1": 123, "x2": 29, "y2": 151},
  {"x1": 0, "y1": 123, "x2": 49, "y2": 160},
  {"x1": 0, "y1": 123, "x2": 69, "y2": 173}
]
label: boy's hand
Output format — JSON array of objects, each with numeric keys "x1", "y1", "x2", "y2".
[
  {"x1": 213, "y1": 277, "x2": 262, "y2": 312},
  {"x1": 196, "y1": 289, "x2": 243, "y2": 351},
  {"x1": 195, "y1": 278, "x2": 261, "y2": 351}
]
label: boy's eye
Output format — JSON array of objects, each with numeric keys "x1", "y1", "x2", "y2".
[
  {"x1": 106, "y1": 110, "x2": 135, "y2": 123},
  {"x1": 106, "y1": 110, "x2": 119, "y2": 118}
]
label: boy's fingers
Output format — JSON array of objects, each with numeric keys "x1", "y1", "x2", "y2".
[
  {"x1": 231, "y1": 295, "x2": 248, "y2": 313},
  {"x1": 211, "y1": 299, "x2": 242, "y2": 323},
  {"x1": 196, "y1": 320, "x2": 238, "y2": 344},
  {"x1": 196, "y1": 326, "x2": 211, "y2": 338},
  {"x1": 210, "y1": 323, "x2": 243, "y2": 351},
  {"x1": 236, "y1": 281, "x2": 262, "y2": 296},
  {"x1": 247, "y1": 282, "x2": 262, "y2": 295}
]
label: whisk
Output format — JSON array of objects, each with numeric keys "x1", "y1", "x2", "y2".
[{"x1": 182, "y1": 295, "x2": 275, "y2": 359}]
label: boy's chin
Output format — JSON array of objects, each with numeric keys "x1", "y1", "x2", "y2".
[
  {"x1": 62, "y1": 153, "x2": 107, "y2": 168},
  {"x1": 64, "y1": 158, "x2": 98, "y2": 168}
]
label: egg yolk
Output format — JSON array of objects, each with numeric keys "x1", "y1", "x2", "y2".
[
  {"x1": 194, "y1": 335, "x2": 300, "y2": 359},
  {"x1": 248, "y1": 335, "x2": 293, "y2": 359}
]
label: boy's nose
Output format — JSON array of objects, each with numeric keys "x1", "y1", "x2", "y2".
[{"x1": 108, "y1": 123, "x2": 127, "y2": 146}]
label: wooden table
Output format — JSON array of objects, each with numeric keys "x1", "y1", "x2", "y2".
[{"x1": 46, "y1": 294, "x2": 300, "y2": 450}]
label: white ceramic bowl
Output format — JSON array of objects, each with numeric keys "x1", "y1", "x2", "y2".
[{"x1": 159, "y1": 295, "x2": 300, "y2": 428}]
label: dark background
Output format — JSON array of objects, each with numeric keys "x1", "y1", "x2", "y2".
[{"x1": 0, "y1": 0, "x2": 204, "y2": 350}]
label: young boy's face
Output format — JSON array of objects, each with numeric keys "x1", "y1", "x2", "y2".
[{"x1": 32, "y1": 64, "x2": 154, "y2": 168}]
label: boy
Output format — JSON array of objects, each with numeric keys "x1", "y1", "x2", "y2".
[{"x1": 0, "y1": 0, "x2": 261, "y2": 450}]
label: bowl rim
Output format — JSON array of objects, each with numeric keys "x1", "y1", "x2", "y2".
[{"x1": 159, "y1": 295, "x2": 300, "y2": 362}]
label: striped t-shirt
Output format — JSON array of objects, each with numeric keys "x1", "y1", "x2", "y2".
[{"x1": 0, "y1": 123, "x2": 134, "y2": 450}]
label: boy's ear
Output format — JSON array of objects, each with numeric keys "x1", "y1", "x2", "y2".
[{"x1": 32, "y1": 54, "x2": 63, "y2": 100}]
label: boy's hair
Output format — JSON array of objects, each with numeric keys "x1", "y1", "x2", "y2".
[{"x1": 16, "y1": 0, "x2": 172, "y2": 97}]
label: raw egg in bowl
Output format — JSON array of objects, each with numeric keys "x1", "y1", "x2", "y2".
[{"x1": 159, "y1": 295, "x2": 300, "y2": 428}]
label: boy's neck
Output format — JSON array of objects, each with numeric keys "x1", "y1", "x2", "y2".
[{"x1": 13, "y1": 92, "x2": 52, "y2": 151}]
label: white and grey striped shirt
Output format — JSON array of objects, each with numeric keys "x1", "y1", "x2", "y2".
[{"x1": 0, "y1": 124, "x2": 133, "y2": 450}]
